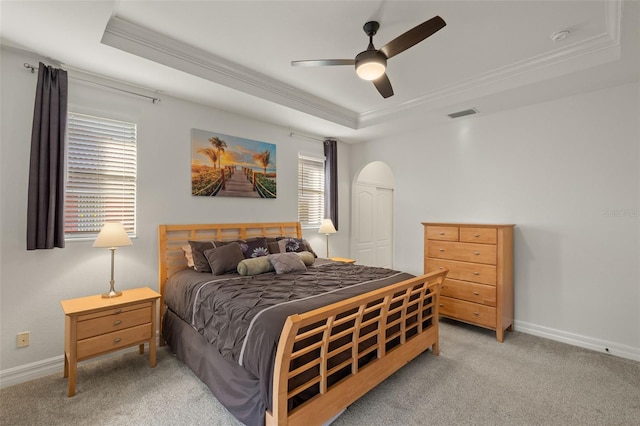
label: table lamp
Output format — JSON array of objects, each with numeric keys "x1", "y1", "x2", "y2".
[
  {"x1": 93, "y1": 222, "x2": 132, "y2": 298},
  {"x1": 318, "y1": 218, "x2": 337, "y2": 258}
]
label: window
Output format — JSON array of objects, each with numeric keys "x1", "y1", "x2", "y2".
[
  {"x1": 65, "y1": 112, "x2": 137, "y2": 240},
  {"x1": 298, "y1": 155, "x2": 325, "y2": 228}
]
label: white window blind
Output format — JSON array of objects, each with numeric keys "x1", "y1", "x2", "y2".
[
  {"x1": 65, "y1": 112, "x2": 137, "y2": 239},
  {"x1": 298, "y1": 155, "x2": 325, "y2": 227}
]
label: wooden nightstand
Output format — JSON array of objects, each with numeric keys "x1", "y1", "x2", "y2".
[
  {"x1": 330, "y1": 257, "x2": 356, "y2": 264},
  {"x1": 60, "y1": 287, "x2": 160, "y2": 396}
]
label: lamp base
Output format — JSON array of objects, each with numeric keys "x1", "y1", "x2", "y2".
[{"x1": 102, "y1": 290, "x2": 122, "y2": 298}]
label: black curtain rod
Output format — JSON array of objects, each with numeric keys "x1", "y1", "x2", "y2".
[{"x1": 24, "y1": 63, "x2": 161, "y2": 104}]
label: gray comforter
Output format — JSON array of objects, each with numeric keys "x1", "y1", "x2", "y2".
[{"x1": 163, "y1": 261, "x2": 413, "y2": 384}]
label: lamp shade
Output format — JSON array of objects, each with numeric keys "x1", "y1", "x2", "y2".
[
  {"x1": 318, "y1": 219, "x2": 337, "y2": 235},
  {"x1": 92, "y1": 222, "x2": 132, "y2": 248}
]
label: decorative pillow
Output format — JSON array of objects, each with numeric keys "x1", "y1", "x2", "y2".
[
  {"x1": 268, "y1": 253, "x2": 307, "y2": 274},
  {"x1": 203, "y1": 242, "x2": 245, "y2": 275},
  {"x1": 237, "y1": 257, "x2": 274, "y2": 276},
  {"x1": 240, "y1": 237, "x2": 270, "y2": 259},
  {"x1": 267, "y1": 241, "x2": 280, "y2": 254},
  {"x1": 278, "y1": 237, "x2": 318, "y2": 258},
  {"x1": 181, "y1": 244, "x2": 195, "y2": 269},
  {"x1": 277, "y1": 237, "x2": 306, "y2": 253},
  {"x1": 188, "y1": 240, "x2": 215, "y2": 272},
  {"x1": 296, "y1": 251, "x2": 315, "y2": 266}
]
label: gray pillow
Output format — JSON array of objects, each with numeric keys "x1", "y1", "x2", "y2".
[
  {"x1": 188, "y1": 240, "x2": 215, "y2": 272},
  {"x1": 204, "y1": 242, "x2": 244, "y2": 275},
  {"x1": 267, "y1": 252, "x2": 307, "y2": 274},
  {"x1": 237, "y1": 257, "x2": 274, "y2": 276}
]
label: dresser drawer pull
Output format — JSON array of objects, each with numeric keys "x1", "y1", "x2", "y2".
[
  {"x1": 113, "y1": 337, "x2": 122, "y2": 344},
  {"x1": 439, "y1": 304, "x2": 444, "y2": 307},
  {"x1": 474, "y1": 233, "x2": 480, "y2": 237},
  {"x1": 474, "y1": 251, "x2": 480, "y2": 255},
  {"x1": 439, "y1": 267, "x2": 444, "y2": 270},
  {"x1": 473, "y1": 312, "x2": 479, "y2": 316},
  {"x1": 473, "y1": 272, "x2": 480, "y2": 275},
  {"x1": 473, "y1": 291, "x2": 480, "y2": 295},
  {"x1": 439, "y1": 248, "x2": 445, "y2": 252},
  {"x1": 114, "y1": 309, "x2": 122, "y2": 315},
  {"x1": 113, "y1": 320, "x2": 122, "y2": 326},
  {"x1": 439, "y1": 232, "x2": 445, "y2": 235}
]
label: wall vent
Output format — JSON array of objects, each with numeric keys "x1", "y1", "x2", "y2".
[{"x1": 447, "y1": 108, "x2": 478, "y2": 119}]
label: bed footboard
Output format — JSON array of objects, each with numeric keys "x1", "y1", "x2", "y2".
[{"x1": 267, "y1": 269, "x2": 447, "y2": 426}]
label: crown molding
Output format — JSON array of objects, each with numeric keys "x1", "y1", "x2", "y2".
[
  {"x1": 101, "y1": 16, "x2": 359, "y2": 129},
  {"x1": 359, "y1": 0, "x2": 622, "y2": 127},
  {"x1": 102, "y1": 1, "x2": 621, "y2": 131}
]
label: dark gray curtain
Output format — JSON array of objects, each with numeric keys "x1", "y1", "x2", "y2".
[
  {"x1": 27, "y1": 62, "x2": 68, "y2": 250},
  {"x1": 323, "y1": 139, "x2": 338, "y2": 230}
]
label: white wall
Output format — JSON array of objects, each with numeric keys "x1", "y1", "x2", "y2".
[
  {"x1": 0, "y1": 47, "x2": 351, "y2": 375},
  {"x1": 351, "y1": 83, "x2": 640, "y2": 359}
]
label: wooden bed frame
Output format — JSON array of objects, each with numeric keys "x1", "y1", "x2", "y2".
[{"x1": 158, "y1": 222, "x2": 447, "y2": 426}]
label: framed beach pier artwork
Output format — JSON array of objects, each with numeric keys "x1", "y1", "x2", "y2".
[{"x1": 191, "y1": 129, "x2": 277, "y2": 198}]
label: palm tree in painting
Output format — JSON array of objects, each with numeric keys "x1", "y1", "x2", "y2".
[
  {"x1": 254, "y1": 150, "x2": 271, "y2": 174},
  {"x1": 197, "y1": 147, "x2": 218, "y2": 168},
  {"x1": 209, "y1": 136, "x2": 227, "y2": 169}
]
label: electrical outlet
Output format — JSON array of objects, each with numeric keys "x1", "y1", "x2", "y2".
[{"x1": 17, "y1": 332, "x2": 30, "y2": 348}]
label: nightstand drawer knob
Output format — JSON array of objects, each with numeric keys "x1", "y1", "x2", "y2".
[
  {"x1": 439, "y1": 249, "x2": 445, "y2": 252},
  {"x1": 439, "y1": 267, "x2": 444, "y2": 270},
  {"x1": 474, "y1": 251, "x2": 480, "y2": 255},
  {"x1": 114, "y1": 309, "x2": 122, "y2": 315},
  {"x1": 439, "y1": 304, "x2": 444, "y2": 307},
  {"x1": 473, "y1": 312, "x2": 479, "y2": 316},
  {"x1": 473, "y1": 272, "x2": 480, "y2": 275},
  {"x1": 473, "y1": 291, "x2": 480, "y2": 295},
  {"x1": 113, "y1": 337, "x2": 122, "y2": 344},
  {"x1": 439, "y1": 232, "x2": 445, "y2": 235},
  {"x1": 474, "y1": 233, "x2": 480, "y2": 237},
  {"x1": 113, "y1": 320, "x2": 122, "y2": 326}
]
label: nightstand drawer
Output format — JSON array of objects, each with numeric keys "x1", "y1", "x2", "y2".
[
  {"x1": 77, "y1": 323, "x2": 151, "y2": 359},
  {"x1": 426, "y1": 258, "x2": 496, "y2": 286},
  {"x1": 77, "y1": 306, "x2": 152, "y2": 340},
  {"x1": 459, "y1": 227, "x2": 497, "y2": 244},
  {"x1": 439, "y1": 297, "x2": 496, "y2": 329},
  {"x1": 426, "y1": 225, "x2": 459, "y2": 241},
  {"x1": 427, "y1": 241, "x2": 496, "y2": 265},
  {"x1": 441, "y1": 279, "x2": 496, "y2": 306}
]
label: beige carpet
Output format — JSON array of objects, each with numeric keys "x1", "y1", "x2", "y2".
[{"x1": 1, "y1": 320, "x2": 638, "y2": 425}]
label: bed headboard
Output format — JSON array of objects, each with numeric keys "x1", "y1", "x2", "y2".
[{"x1": 157, "y1": 221, "x2": 302, "y2": 306}]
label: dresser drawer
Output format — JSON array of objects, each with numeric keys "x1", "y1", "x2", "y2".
[
  {"x1": 77, "y1": 306, "x2": 152, "y2": 340},
  {"x1": 77, "y1": 323, "x2": 151, "y2": 360},
  {"x1": 425, "y1": 226, "x2": 458, "y2": 241},
  {"x1": 427, "y1": 241, "x2": 497, "y2": 265},
  {"x1": 439, "y1": 296, "x2": 496, "y2": 329},
  {"x1": 441, "y1": 279, "x2": 496, "y2": 306},
  {"x1": 426, "y1": 258, "x2": 496, "y2": 286},
  {"x1": 459, "y1": 227, "x2": 497, "y2": 244}
]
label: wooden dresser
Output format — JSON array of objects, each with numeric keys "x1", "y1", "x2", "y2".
[{"x1": 423, "y1": 223, "x2": 514, "y2": 342}]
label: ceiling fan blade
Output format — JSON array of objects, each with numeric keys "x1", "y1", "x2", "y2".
[
  {"x1": 373, "y1": 73, "x2": 394, "y2": 98},
  {"x1": 379, "y1": 16, "x2": 446, "y2": 59},
  {"x1": 291, "y1": 59, "x2": 356, "y2": 67}
]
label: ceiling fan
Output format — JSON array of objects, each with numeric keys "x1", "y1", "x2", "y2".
[{"x1": 291, "y1": 16, "x2": 446, "y2": 98}]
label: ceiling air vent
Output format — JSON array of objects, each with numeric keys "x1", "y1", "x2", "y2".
[{"x1": 447, "y1": 108, "x2": 478, "y2": 119}]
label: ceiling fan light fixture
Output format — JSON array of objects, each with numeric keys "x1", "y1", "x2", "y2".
[{"x1": 355, "y1": 51, "x2": 387, "y2": 81}]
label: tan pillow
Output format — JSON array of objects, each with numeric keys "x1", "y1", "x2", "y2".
[
  {"x1": 237, "y1": 257, "x2": 274, "y2": 276},
  {"x1": 182, "y1": 244, "x2": 195, "y2": 269}
]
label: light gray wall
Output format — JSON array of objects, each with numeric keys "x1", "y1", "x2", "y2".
[
  {"x1": 350, "y1": 82, "x2": 640, "y2": 358},
  {"x1": 0, "y1": 47, "x2": 351, "y2": 372}
]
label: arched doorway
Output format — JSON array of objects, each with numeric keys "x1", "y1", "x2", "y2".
[{"x1": 351, "y1": 161, "x2": 396, "y2": 268}]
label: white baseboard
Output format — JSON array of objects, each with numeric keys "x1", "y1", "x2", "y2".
[
  {"x1": 0, "y1": 355, "x2": 64, "y2": 389},
  {"x1": 514, "y1": 320, "x2": 640, "y2": 362},
  {"x1": 0, "y1": 338, "x2": 159, "y2": 389}
]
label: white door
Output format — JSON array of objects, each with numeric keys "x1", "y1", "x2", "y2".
[{"x1": 353, "y1": 183, "x2": 394, "y2": 267}]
